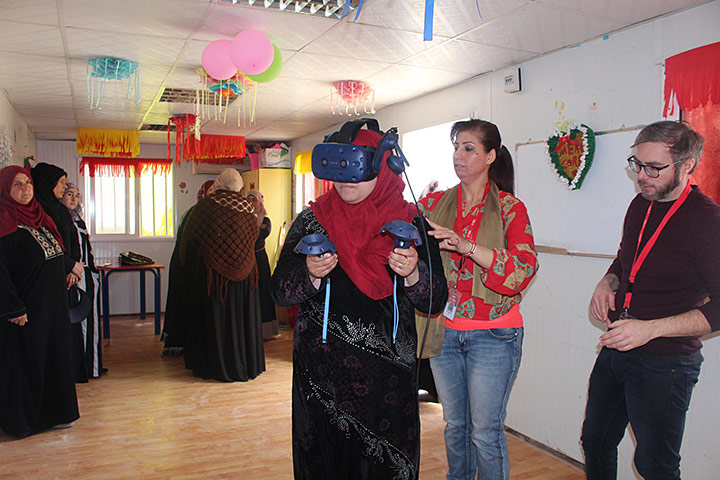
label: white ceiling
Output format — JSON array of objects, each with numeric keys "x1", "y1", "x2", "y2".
[{"x1": 0, "y1": 0, "x2": 710, "y2": 144}]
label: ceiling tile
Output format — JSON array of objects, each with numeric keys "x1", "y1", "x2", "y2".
[
  {"x1": 303, "y1": 21, "x2": 449, "y2": 64},
  {"x1": 0, "y1": 51, "x2": 68, "y2": 79},
  {"x1": 536, "y1": 0, "x2": 710, "y2": 24},
  {"x1": 282, "y1": 51, "x2": 389, "y2": 82},
  {"x1": 65, "y1": 27, "x2": 187, "y2": 66},
  {"x1": 0, "y1": 0, "x2": 59, "y2": 25},
  {"x1": 0, "y1": 21, "x2": 64, "y2": 56},
  {"x1": 402, "y1": 40, "x2": 534, "y2": 75},
  {"x1": 364, "y1": 65, "x2": 471, "y2": 94},
  {"x1": 356, "y1": 0, "x2": 529, "y2": 38},
  {"x1": 61, "y1": 0, "x2": 209, "y2": 38},
  {"x1": 459, "y1": 2, "x2": 625, "y2": 53}
]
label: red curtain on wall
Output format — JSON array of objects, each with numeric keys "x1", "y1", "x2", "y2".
[{"x1": 664, "y1": 42, "x2": 720, "y2": 203}]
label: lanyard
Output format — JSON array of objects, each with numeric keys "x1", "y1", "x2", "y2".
[{"x1": 623, "y1": 181, "x2": 691, "y2": 312}]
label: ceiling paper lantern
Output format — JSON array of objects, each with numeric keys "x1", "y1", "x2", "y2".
[
  {"x1": 201, "y1": 39, "x2": 237, "y2": 80},
  {"x1": 247, "y1": 43, "x2": 283, "y2": 83},
  {"x1": 230, "y1": 30, "x2": 274, "y2": 75}
]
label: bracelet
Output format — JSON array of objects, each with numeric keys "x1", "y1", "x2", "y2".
[{"x1": 461, "y1": 241, "x2": 476, "y2": 257}]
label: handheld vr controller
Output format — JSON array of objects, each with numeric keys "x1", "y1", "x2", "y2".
[
  {"x1": 381, "y1": 220, "x2": 422, "y2": 249},
  {"x1": 311, "y1": 118, "x2": 409, "y2": 183},
  {"x1": 294, "y1": 234, "x2": 337, "y2": 256}
]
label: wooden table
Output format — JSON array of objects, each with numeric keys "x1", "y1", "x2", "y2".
[{"x1": 96, "y1": 260, "x2": 165, "y2": 339}]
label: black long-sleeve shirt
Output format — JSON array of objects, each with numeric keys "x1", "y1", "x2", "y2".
[{"x1": 607, "y1": 185, "x2": 720, "y2": 354}]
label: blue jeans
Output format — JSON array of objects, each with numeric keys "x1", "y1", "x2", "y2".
[
  {"x1": 430, "y1": 327, "x2": 523, "y2": 480},
  {"x1": 581, "y1": 347, "x2": 702, "y2": 480}
]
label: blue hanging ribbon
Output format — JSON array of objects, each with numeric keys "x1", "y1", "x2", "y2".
[
  {"x1": 338, "y1": 0, "x2": 351, "y2": 19},
  {"x1": 424, "y1": 1, "x2": 483, "y2": 41},
  {"x1": 322, "y1": 278, "x2": 331, "y2": 343},
  {"x1": 423, "y1": 0, "x2": 434, "y2": 41},
  {"x1": 353, "y1": 0, "x2": 364, "y2": 21}
]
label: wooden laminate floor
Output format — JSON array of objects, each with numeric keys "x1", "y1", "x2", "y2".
[{"x1": 0, "y1": 315, "x2": 584, "y2": 479}]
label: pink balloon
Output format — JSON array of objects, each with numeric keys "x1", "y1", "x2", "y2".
[
  {"x1": 201, "y1": 39, "x2": 237, "y2": 80},
  {"x1": 230, "y1": 30, "x2": 274, "y2": 75}
]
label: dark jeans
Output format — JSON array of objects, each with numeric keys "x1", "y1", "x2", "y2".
[{"x1": 581, "y1": 347, "x2": 702, "y2": 480}]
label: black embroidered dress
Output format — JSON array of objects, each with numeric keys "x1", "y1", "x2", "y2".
[
  {"x1": 271, "y1": 209, "x2": 447, "y2": 480},
  {"x1": 0, "y1": 225, "x2": 79, "y2": 437}
]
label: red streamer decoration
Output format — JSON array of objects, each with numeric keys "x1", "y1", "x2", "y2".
[
  {"x1": 167, "y1": 113, "x2": 246, "y2": 164},
  {"x1": 80, "y1": 157, "x2": 173, "y2": 177},
  {"x1": 663, "y1": 42, "x2": 720, "y2": 117}
]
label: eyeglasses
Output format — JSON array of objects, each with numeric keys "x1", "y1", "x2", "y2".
[{"x1": 627, "y1": 156, "x2": 682, "y2": 179}]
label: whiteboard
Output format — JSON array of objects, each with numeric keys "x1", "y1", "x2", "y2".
[{"x1": 515, "y1": 129, "x2": 641, "y2": 256}]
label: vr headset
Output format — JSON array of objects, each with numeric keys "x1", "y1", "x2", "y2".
[{"x1": 311, "y1": 118, "x2": 409, "y2": 183}]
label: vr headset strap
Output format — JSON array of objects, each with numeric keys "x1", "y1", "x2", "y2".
[{"x1": 327, "y1": 117, "x2": 382, "y2": 143}]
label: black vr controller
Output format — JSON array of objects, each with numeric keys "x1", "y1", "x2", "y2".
[
  {"x1": 381, "y1": 220, "x2": 422, "y2": 249},
  {"x1": 311, "y1": 118, "x2": 410, "y2": 183},
  {"x1": 294, "y1": 234, "x2": 337, "y2": 256}
]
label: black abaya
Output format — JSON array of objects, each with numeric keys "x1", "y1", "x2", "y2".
[{"x1": 0, "y1": 226, "x2": 79, "y2": 437}]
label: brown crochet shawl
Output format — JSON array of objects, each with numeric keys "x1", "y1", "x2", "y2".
[{"x1": 180, "y1": 190, "x2": 259, "y2": 300}]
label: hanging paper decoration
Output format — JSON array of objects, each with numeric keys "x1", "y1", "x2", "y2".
[
  {"x1": 167, "y1": 113, "x2": 246, "y2": 164},
  {"x1": 182, "y1": 134, "x2": 247, "y2": 164},
  {"x1": 87, "y1": 57, "x2": 140, "y2": 109},
  {"x1": 663, "y1": 42, "x2": 720, "y2": 117},
  {"x1": 0, "y1": 125, "x2": 12, "y2": 169},
  {"x1": 545, "y1": 124, "x2": 596, "y2": 191},
  {"x1": 196, "y1": 68, "x2": 257, "y2": 126},
  {"x1": 168, "y1": 114, "x2": 201, "y2": 163},
  {"x1": 664, "y1": 42, "x2": 720, "y2": 204},
  {"x1": 76, "y1": 128, "x2": 140, "y2": 158},
  {"x1": 331, "y1": 80, "x2": 375, "y2": 115},
  {"x1": 79, "y1": 157, "x2": 172, "y2": 177}
]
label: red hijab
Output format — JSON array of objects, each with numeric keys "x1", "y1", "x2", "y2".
[
  {"x1": 0, "y1": 165, "x2": 64, "y2": 248},
  {"x1": 310, "y1": 129, "x2": 417, "y2": 300}
]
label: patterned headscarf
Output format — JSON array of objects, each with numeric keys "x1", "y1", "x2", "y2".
[
  {"x1": 246, "y1": 188, "x2": 266, "y2": 222},
  {"x1": 0, "y1": 165, "x2": 64, "y2": 248},
  {"x1": 63, "y1": 182, "x2": 84, "y2": 222}
]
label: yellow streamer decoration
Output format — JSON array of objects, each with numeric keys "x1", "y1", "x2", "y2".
[
  {"x1": 76, "y1": 128, "x2": 140, "y2": 158},
  {"x1": 294, "y1": 149, "x2": 312, "y2": 175}
]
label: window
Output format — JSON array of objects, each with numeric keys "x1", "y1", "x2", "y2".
[
  {"x1": 82, "y1": 159, "x2": 174, "y2": 238},
  {"x1": 400, "y1": 121, "x2": 460, "y2": 202}
]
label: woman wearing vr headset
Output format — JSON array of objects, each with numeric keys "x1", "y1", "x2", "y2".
[
  {"x1": 271, "y1": 126, "x2": 448, "y2": 480},
  {"x1": 420, "y1": 119, "x2": 538, "y2": 480}
]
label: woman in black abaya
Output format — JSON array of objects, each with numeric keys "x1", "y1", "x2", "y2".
[
  {"x1": 31, "y1": 162, "x2": 88, "y2": 383},
  {"x1": 0, "y1": 165, "x2": 79, "y2": 437},
  {"x1": 180, "y1": 169, "x2": 265, "y2": 382}
]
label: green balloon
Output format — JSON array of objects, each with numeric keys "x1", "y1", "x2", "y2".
[{"x1": 247, "y1": 44, "x2": 283, "y2": 83}]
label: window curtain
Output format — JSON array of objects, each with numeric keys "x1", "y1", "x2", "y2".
[
  {"x1": 80, "y1": 157, "x2": 173, "y2": 177},
  {"x1": 664, "y1": 42, "x2": 720, "y2": 203}
]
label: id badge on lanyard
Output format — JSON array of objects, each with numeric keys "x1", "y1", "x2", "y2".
[{"x1": 443, "y1": 257, "x2": 466, "y2": 321}]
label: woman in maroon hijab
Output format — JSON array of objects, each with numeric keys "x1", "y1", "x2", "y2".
[
  {"x1": 0, "y1": 165, "x2": 79, "y2": 438},
  {"x1": 272, "y1": 127, "x2": 448, "y2": 480}
]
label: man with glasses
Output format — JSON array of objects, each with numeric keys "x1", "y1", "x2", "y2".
[{"x1": 581, "y1": 120, "x2": 720, "y2": 479}]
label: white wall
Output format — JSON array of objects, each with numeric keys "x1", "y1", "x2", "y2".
[
  {"x1": 292, "y1": 3, "x2": 720, "y2": 479},
  {"x1": 0, "y1": 88, "x2": 37, "y2": 167},
  {"x1": 37, "y1": 140, "x2": 216, "y2": 316}
]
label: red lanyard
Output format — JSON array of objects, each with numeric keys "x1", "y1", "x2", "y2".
[
  {"x1": 623, "y1": 181, "x2": 691, "y2": 312},
  {"x1": 449, "y1": 182, "x2": 490, "y2": 286}
]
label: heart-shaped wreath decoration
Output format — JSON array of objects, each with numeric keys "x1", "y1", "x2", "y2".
[{"x1": 545, "y1": 123, "x2": 596, "y2": 190}]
